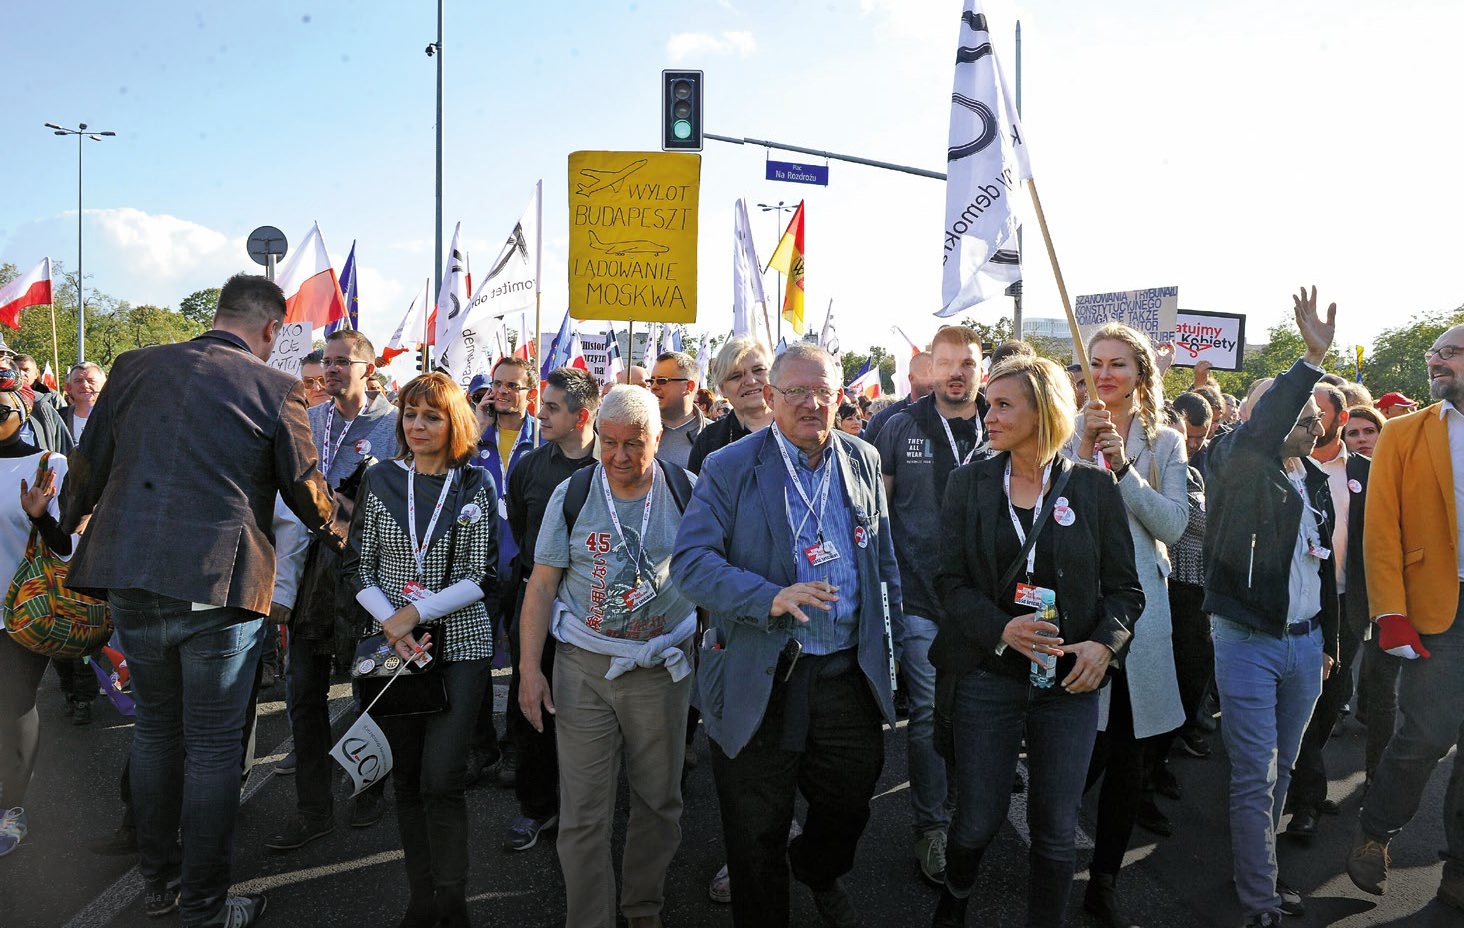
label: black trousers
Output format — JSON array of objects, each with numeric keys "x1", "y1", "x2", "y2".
[
  {"x1": 1290, "y1": 595, "x2": 1364, "y2": 811},
  {"x1": 710, "y1": 663, "x2": 884, "y2": 928},
  {"x1": 1358, "y1": 634, "x2": 1403, "y2": 781},
  {"x1": 52, "y1": 657, "x2": 97, "y2": 705},
  {"x1": 507, "y1": 608, "x2": 558, "y2": 819},
  {"x1": 1085, "y1": 673, "x2": 1157, "y2": 876},
  {"x1": 1151, "y1": 582, "x2": 1215, "y2": 762}
]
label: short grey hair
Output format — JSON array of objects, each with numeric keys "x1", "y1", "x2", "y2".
[
  {"x1": 770, "y1": 343, "x2": 838, "y2": 386},
  {"x1": 655, "y1": 350, "x2": 698, "y2": 380},
  {"x1": 598, "y1": 383, "x2": 662, "y2": 435},
  {"x1": 711, "y1": 336, "x2": 769, "y2": 391},
  {"x1": 67, "y1": 361, "x2": 105, "y2": 381}
]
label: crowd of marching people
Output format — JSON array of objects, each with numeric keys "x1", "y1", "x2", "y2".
[{"x1": 4, "y1": 273, "x2": 1464, "y2": 928}]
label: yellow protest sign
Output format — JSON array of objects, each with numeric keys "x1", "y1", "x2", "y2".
[{"x1": 568, "y1": 150, "x2": 699, "y2": 323}]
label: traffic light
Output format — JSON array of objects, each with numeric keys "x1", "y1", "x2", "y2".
[{"x1": 661, "y1": 70, "x2": 703, "y2": 151}]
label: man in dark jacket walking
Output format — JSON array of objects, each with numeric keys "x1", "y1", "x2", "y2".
[{"x1": 1202, "y1": 287, "x2": 1340, "y2": 928}]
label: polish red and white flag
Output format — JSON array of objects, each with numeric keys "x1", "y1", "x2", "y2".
[
  {"x1": 0, "y1": 258, "x2": 53, "y2": 330},
  {"x1": 276, "y1": 222, "x2": 346, "y2": 329}
]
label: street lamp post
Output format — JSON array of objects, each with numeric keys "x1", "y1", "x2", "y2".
[
  {"x1": 757, "y1": 200, "x2": 797, "y2": 344},
  {"x1": 45, "y1": 122, "x2": 115, "y2": 365},
  {"x1": 424, "y1": 1, "x2": 443, "y2": 373}
]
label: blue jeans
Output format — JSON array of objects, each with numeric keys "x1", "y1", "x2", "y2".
[
  {"x1": 946, "y1": 670, "x2": 1099, "y2": 928},
  {"x1": 1360, "y1": 610, "x2": 1464, "y2": 867},
  {"x1": 903, "y1": 614, "x2": 953, "y2": 835},
  {"x1": 111, "y1": 589, "x2": 265, "y2": 928},
  {"x1": 1211, "y1": 615, "x2": 1323, "y2": 919}
]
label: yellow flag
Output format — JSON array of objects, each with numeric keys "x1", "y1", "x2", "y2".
[{"x1": 768, "y1": 201, "x2": 805, "y2": 335}]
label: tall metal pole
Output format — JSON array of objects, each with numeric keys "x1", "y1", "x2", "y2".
[
  {"x1": 77, "y1": 129, "x2": 85, "y2": 363},
  {"x1": 1012, "y1": 20, "x2": 1025, "y2": 342},
  {"x1": 428, "y1": 0, "x2": 444, "y2": 374}
]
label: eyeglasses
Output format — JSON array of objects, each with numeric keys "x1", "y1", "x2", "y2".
[
  {"x1": 724, "y1": 366, "x2": 768, "y2": 384},
  {"x1": 1295, "y1": 414, "x2": 1325, "y2": 432},
  {"x1": 1425, "y1": 345, "x2": 1464, "y2": 363},
  {"x1": 321, "y1": 358, "x2": 368, "y2": 369},
  {"x1": 649, "y1": 377, "x2": 689, "y2": 387},
  {"x1": 0, "y1": 406, "x2": 24, "y2": 422},
  {"x1": 770, "y1": 385, "x2": 838, "y2": 406},
  {"x1": 301, "y1": 376, "x2": 327, "y2": 389},
  {"x1": 491, "y1": 381, "x2": 530, "y2": 392}
]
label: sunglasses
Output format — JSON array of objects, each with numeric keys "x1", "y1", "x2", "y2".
[{"x1": 302, "y1": 376, "x2": 327, "y2": 389}]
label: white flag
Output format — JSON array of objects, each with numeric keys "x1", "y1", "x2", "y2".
[
  {"x1": 433, "y1": 222, "x2": 469, "y2": 346},
  {"x1": 381, "y1": 279, "x2": 432, "y2": 363},
  {"x1": 820, "y1": 303, "x2": 840, "y2": 361},
  {"x1": 696, "y1": 333, "x2": 710, "y2": 386},
  {"x1": 641, "y1": 323, "x2": 659, "y2": 368},
  {"x1": 939, "y1": 0, "x2": 1031, "y2": 318},
  {"x1": 437, "y1": 183, "x2": 542, "y2": 388},
  {"x1": 732, "y1": 199, "x2": 767, "y2": 339},
  {"x1": 329, "y1": 711, "x2": 393, "y2": 797},
  {"x1": 891, "y1": 326, "x2": 922, "y2": 398}
]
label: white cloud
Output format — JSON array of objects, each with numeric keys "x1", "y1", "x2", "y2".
[
  {"x1": 666, "y1": 31, "x2": 756, "y2": 63},
  {"x1": 84, "y1": 207, "x2": 236, "y2": 281}
]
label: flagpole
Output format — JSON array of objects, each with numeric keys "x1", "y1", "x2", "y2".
[
  {"x1": 533, "y1": 181, "x2": 543, "y2": 448},
  {"x1": 1025, "y1": 178, "x2": 1097, "y2": 401},
  {"x1": 48, "y1": 299, "x2": 60, "y2": 387},
  {"x1": 420, "y1": 276, "x2": 430, "y2": 376}
]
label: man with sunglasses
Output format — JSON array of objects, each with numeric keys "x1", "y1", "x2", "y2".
[
  {"x1": 672, "y1": 343, "x2": 902, "y2": 928},
  {"x1": 1203, "y1": 288, "x2": 1341, "y2": 928},
  {"x1": 298, "y1": 350, "x2": 330, "y2": 408},
  {"x1": 266, "y1": 329, "x2": 398, "y2": 852},
  {"x1": 649, "y1": 351, "x2": 705, "y2": 470},
  {"x1": 467, "y1": 356, "x2": 539, "y2": 785},
  {"x1": 1349, "y1": 325, "x2": 1464, "y2": 910}
]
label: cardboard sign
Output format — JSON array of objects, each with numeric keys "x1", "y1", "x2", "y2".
[
  {"x1": 1173, "y1": 309, "x2": 1247, "y2": 371},
  {"x1": 1074, "y1": 286, "x2": 1179, "y2": 349},
  {"x1": 267, "y1": 321, "x2": 312, "y2": 378},
  {"x1": 568, "y1": 151, "x2": 699, "y2": 323}
]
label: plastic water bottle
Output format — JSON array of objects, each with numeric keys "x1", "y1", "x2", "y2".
[{"x1": 1029, "y1": 589, "x2": 1059, "y2": 688}]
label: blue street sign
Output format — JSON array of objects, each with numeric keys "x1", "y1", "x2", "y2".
[{"x1": 765, "y1": 160, "x2": 829, "y2": 186}]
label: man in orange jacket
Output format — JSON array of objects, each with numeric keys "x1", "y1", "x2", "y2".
[{"x1": 1348, "y1": 323, "x2": 1464, "y2": 910}]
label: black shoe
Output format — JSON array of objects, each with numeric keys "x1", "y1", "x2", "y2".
[
  {"x1": 274, "y1": 752, "x2": 296, "y2": 776},
  {"x1": 1277, "y1": 879, "x2": 1306, "y2": 917},
  {"x1": 350, "y1": 788, "x2": 385, "y2": 828},
  {"x1": 73, "y1": 700, "x2": 93, "y2": 726},
  {"x1": 1084, "y1": 872, "x2": 1142, "y2": 928},
  {"x1": 88, "y1": 823, "x2": 137, "y2": 856},
  {"x1": 1318, "y1": 798, "x2": 1341, "y2": 815},
  {"x1": 464, "y1": 747, "x2": 501, "y2": 789},
  {"x1": 1136, "y1": 797, "x2": 1173, "y2": 838},
  {"x1": 1150, "y1": 764, "x2": 1182, "y2": 801},
  {"x1": 263, "y1": 816, "x2": 334, "y2": 851},
  {"x1": 809, "y1": 879, "x2": 861, "y2": 928},
  {"x1": 143, "y1": 875, "x2": 181, "y2": 917},
  {"x1": 933, "y1": 886, "x2": 969, "y2": 927},
  {"x1": 1286, "y1": 810, "x2": 1319, "y2": 840},
  {"x1": 1180, "y1": 730, "x2": 1212, "y2": 758},
  {"x1": 1197, "y1": 711, "x2": 1219, "y2": 733},
  {"x1": 496, "y1": 751, "x2": 518, "y2": 789}
]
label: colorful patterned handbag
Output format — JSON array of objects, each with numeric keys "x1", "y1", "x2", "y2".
[{"x1": 3, "y1": 454, "x2": 112, "y2": 658}]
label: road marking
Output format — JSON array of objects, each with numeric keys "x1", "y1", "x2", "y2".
[
  {"x1": 231, "y1": 850, "x2": 404, "y2": 895},
  {"x1": 63, "y1": 698, "x2": 354, "y2": 928}
]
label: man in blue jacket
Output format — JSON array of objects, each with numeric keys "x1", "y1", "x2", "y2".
[
  {"x1": 1203, "y1": 288, "x2": 1340, "y2": 928},
  {"x1": 672, "y1": 343, "x2": 902, "y2": 928}
]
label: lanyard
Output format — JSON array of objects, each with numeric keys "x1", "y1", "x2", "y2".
[
  {"x1": 773, "y1": 425, "x2": 834, "y2": 547},
  {"x1": 1004, "y1": 459, "x2": 1054, "y2": 579},
  {"x1": 1286, "y1": 465, "x2": 1325, "y2": 553},
  {"x1": 599, "y1": 464, "x2": 655, "y2": 584},
  {"x1": 321, "y1": 404, "x2": 356, "y2": 476},
  {"x1": 940, "y1": 414, "x2": 981, "y2": 467},
  {"x1": 406, "y1": 463, "x2": 456, "y2": 582}
]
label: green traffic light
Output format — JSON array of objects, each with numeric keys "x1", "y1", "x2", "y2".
[{"x1": 673, "y1": 119, "x2": 692, "y2": 140}]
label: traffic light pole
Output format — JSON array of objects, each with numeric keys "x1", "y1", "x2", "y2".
[{"x1": 704, "y1": 133, "x2": 945, "y2": 181}]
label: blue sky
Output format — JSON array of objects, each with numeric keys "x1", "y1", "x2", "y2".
[{"x1": 3, "y1": 0, "x2": 1461, "y2": 379}]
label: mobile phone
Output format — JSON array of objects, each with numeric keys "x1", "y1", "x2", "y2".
[{"x1": 779, "y1": 637, "x2": 804, "y2": 682}]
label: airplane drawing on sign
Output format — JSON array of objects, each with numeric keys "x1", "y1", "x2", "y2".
[
  {"x1": 576, "y1": 159, "x2": 648, "y2": 196},
  {"x1": 587, "y1": 230, "x2": 669, "y2": 256}
]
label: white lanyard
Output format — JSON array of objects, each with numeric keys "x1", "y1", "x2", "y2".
[
  {"x1": 1004, "y1": 459, "x2": 1054, "y2": 579},
  {"x1": 406, "y1": 463, "x2": 455, "y2": 582},
  {"x1": 773, "y1": 425, "x2": 834, "y2": 546},
  {"x1": 940, "y1": 414, "x2": 981, "y2": 467},
  {"x1": 1286, "y1": 466, "x2": 1324, "y2": 553},
  {"x1": 599, "y1": 464, "x2": 655, "y2": 584},
  {"x1": 321, "y1": 404, "x2": 356, "y2": 476}
]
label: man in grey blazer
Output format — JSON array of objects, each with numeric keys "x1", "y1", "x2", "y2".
[
  {"x1": 672, "y1": 343, "x2": 903, "y2": 928},
  {"x1": 61, "y1": 274, "x2": 340, "y2": 928}
]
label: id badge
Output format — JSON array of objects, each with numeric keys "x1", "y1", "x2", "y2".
[
  {"x1": 402, "y1": 580, "x2": 432, "y2": 603},
  {"x1": 1309, "y1": 543, "x2": 1332, "y2": 560},
  {"x1": 622, "y1": 581, "x2": 658, "y2": 612},
  {"x1": 804, "y1": 540, "x2": 841, "y2": 567},
  {"x1": 1014, "y1": 583, "x2": 1050, "y2": 608}
]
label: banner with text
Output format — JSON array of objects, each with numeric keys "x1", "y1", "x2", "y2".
[
  {"x1": 568, "y1": 151, "x2": 699, "y2": 324},
  {"x1": 1074, "y1": 286, "x2": 1179, "y2": 349},
  {"x1": 576, "y1": 332, "x2": 612, "y2": 383},
  {"x1": 267, "y1": 322, "x2": 313, "y2": 378},
  {"x1": 1172, "y1": 309, "x2": 1246, "y2": 371}
]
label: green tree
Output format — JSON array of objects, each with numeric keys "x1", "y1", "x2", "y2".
[
  {"x1": 1363, "y1": 306, "x2": 1464, "y2": 402},
  {"x1": 841, "y1": 345, "x2": 895, "y2": 393},
  {"x1": 178, "y1": 288, "x2": 220, "y2": 327}
]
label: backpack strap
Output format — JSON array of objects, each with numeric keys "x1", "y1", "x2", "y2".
[{"x1": 561, "y1": 459, "x2": 694, "y2": 533}]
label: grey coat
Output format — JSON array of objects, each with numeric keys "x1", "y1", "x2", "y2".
[{"x1": 1069, "y1": 416, "x2": 1189, "y2": 738}]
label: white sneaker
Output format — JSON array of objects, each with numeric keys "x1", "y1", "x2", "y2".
[{"x1": 0, "y1": 808, "x2": 26, "y2": 857}]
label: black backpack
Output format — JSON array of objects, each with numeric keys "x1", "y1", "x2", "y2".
[{"x1": 561, "y1": 460, "x2": 694, "y2": 530}]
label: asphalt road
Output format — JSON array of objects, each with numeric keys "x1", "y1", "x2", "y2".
[{"x1": 4, "y1": 668, "x2": 1463, "y2": 928}]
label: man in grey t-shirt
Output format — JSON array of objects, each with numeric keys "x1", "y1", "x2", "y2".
[
  {"x1": 650, "y1": 350, "x2": 705, "y2": 470},
  {"x1": 518, "y1": 385, "x2": 696, "y2": 928}
]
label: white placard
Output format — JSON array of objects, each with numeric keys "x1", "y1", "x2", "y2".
[
  {"x1": 1074, "y1": 286, "x2": 1179, "y2": 349},
  {"x1": 1173, "y1": 310, "x2": 1247, "y2": 371},
  {"x1": 577, "y1": 333, "x2": 612, "y2": 383},
  {"x1": 268, "y1": 322, "x2": 313, "y2": 378}
]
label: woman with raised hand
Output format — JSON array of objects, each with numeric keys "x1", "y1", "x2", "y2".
[{"x1": 931, "y1": 355, "x2": 1142, "y2": 928}]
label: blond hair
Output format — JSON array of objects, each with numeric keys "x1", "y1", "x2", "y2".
[{"x1": 986, "y1": 355, "x2": 1076, "y2": 464}]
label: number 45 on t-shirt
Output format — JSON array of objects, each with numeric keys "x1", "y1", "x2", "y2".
[{"x1": 585, "y1": 532, "x2": 611, "y2": 554}]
